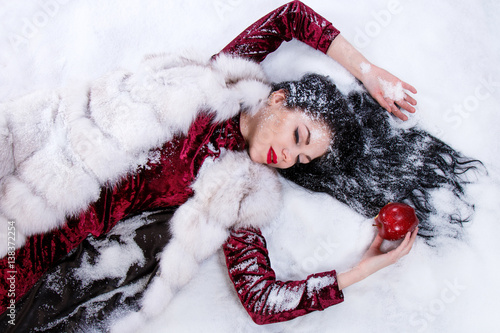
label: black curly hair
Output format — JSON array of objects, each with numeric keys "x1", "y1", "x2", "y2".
[{"x1": 275, "y1": 73, "x2": 484, "y2": 241}]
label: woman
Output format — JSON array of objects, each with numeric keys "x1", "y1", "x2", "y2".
[{"x1": 0, "y1": 1, "x2": 478, "y2": 331}]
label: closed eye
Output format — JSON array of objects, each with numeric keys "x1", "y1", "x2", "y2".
[
  {"x1": 294, "y1": 127, "x2": 299, "y2": 144},
  {"x1": 296, "y1": 154, "x2": 311, "y2": 165}
]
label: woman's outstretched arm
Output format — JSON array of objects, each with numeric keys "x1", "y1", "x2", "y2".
[
  {"x1": 217, "y1": 0, "x2": 417, "y2": 121},
  {"x1": 224, "y1": 227, "x2": 418, "y2": 325},
  {"x1": 327, "y1": 35, "x2": 417, "y2": 120}
]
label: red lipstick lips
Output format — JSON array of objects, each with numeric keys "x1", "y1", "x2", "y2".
[{"x1": 267, "y1": 147, "x2": 277, "y2": 164}]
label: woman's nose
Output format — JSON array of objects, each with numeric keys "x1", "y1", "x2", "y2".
[
  {"x1": 282, "y1": 148, "x2": 291, "y2": 163},
  {"x1": 282, "y1": 148, "x2": 296, "y2": 164}
]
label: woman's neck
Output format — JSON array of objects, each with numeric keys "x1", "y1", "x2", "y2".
[{"x1": 239, "y1": 112, "x2": 251, "y2": 143}]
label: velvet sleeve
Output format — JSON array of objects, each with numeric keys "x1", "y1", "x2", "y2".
[
  {"x1": 216, "y1": 0, "x2": 340, "y2": 62},
  {"x1": 223, "y1": 227, "x2": 344, "y2": 325}
]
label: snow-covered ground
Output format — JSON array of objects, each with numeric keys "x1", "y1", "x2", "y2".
[{"x1": 1, "y1": 0, "x2": 500, "y2": 332}]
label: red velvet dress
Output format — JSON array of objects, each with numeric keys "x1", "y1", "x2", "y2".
[{"x1": 0, "y1": 0, "x2": 343, "y2": 324}]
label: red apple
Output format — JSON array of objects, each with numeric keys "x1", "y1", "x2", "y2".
[{"x1": 374, "y1": 202, "x2": 419, "y2": 240}]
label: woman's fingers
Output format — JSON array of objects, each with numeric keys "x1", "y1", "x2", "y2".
[
  {"x1": 382, "y1": 96, "x2": 418, "y2": 121},
  {"x1": 404, "y1": 93, "x2": 418, "y2": 106},
  {"x1": 370, "y1": 233, "x2": 384, "y2": 249},
  {"x1": 395, "y1": 227, "x2": 419, "y2": 257},
  {"x1": 384, "y1": 98, "x2": 408, "y2": 121},
  {"x1": 402, "y1": 81, "x2": 417, "y2": 94},
  {"x1": 405, "y1": 227, "x2": 419, "y2": 251},
  {"x1": 396, "y1": 99, "x2": 416, "y2": 113},
  {"x1": 373, "y1": 93, "x2": 391, "y2": 112}
]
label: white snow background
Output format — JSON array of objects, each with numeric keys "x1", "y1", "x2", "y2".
[{"x1": 1, "y1": 0, "x2": 500, "y2": 332}]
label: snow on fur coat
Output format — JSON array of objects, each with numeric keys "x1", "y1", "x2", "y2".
[{"x1": 0, "y1": 52, "x2": 276, "y2": 256}]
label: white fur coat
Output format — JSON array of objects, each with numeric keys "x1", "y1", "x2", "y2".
[
  {"x1": 0, "y1": 52, "x2": 274, "y2": 256},
  {"x1": 135, "y1": 150, "x2": 282, "y2": 327},
  {"x1": 108, "y1": 149, "x2": 282, "y2": 332}
]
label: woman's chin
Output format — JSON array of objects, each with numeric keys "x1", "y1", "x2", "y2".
[
  {"x1": 246, "y1": 149, "x2": 257, "y2": 162},
  {"x1": 248, "y1": 148, "x2": 265, "y2": 165}
]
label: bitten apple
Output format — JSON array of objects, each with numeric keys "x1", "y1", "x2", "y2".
[{"x1": 374, "y1": 202, "x2": 419, "y2": 240}]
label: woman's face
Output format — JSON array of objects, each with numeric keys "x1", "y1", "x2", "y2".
[{"x1": 241, "y1": 90, "x2": 332, "y2": 169}]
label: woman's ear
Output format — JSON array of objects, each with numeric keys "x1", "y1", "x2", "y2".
[{"x1": 269, "y1": 89, "x2": 287, "y2": 105}]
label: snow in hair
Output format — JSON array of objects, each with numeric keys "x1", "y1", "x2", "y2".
[{"x1": 276, "y1": 73, "x2": 484, "y2": 242}]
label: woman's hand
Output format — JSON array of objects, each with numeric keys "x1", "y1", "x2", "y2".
[
  {"x1": 337, "y1": 227, "x2": 418, "y2": 290},
  {"x1": 360, "y1": 65, "x2": 417, "y2": 121},
  {"x1": 327, "y1": 35, "x2": 417, "y2": 121},
  {"x1": 358, "y1": 227, "x2": 418, "y2": 277}
]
